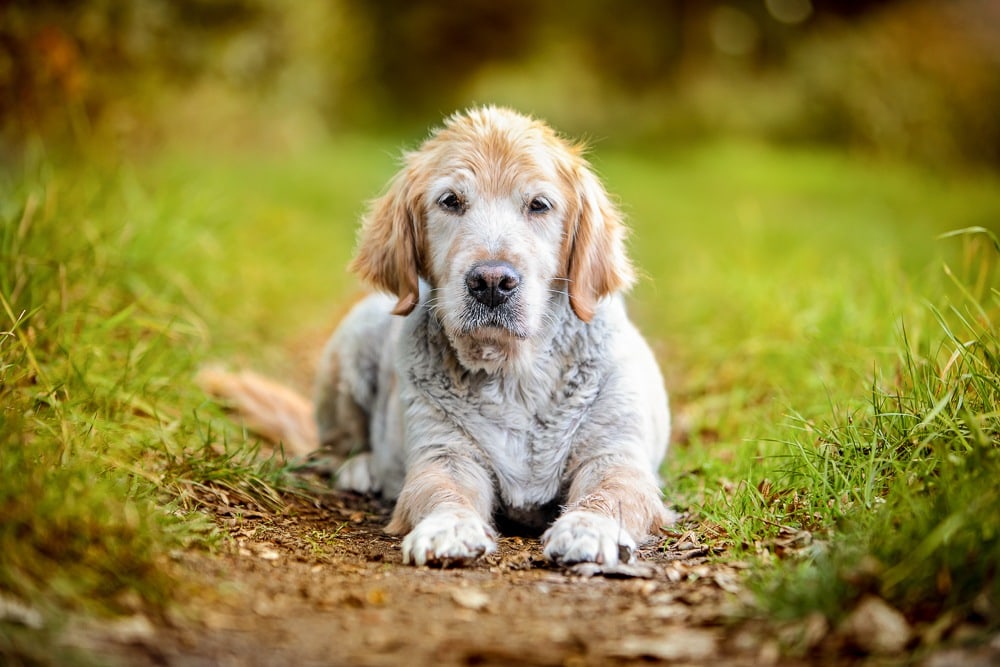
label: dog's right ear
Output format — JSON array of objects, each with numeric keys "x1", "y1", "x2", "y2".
[{"x1": 350, "y1": 164, "x2": 423, "y2": 316}]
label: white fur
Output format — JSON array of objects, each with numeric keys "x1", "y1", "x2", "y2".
[
  {"x1": 333, "y1": 453, "x2": 379, "y2": 494},
  {"x1": 400, "y1": 508, "x2": 497, "y2": 566},
  {"x1": 204, "y1": 107, "x2": 672, "y2": 568},
  {"x1": 542, "y1": 510, "x2": 637, "y2": 565},
  {"x1": 331, "y1": 108, "x2": 672, "y2": 566}
]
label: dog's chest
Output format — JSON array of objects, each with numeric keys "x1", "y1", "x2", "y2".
[
  {"x1": 405, "y1": 308, "x2": 608, "y2": 512},
  {"x1": 470, "y1": 361, "x2": 601, "y2": 510}
]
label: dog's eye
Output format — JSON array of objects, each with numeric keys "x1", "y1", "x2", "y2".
[
  {"x1": 528, "y1": 197, "x2": 551, "y2": 214},
  {"x1": 438, "y1": 192, "x2": 465, "y2": 214}
]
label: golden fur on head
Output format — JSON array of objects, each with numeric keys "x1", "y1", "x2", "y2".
[{"x1": 349, "y1": 106, "x2": 634, "y2": 321}]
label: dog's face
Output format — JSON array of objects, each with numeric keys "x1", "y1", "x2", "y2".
[{"x1": 351, "y1": 107, "x2": 634, "y2": 371}]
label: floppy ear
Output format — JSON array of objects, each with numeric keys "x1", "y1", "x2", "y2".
[
  {"x1": 565, "y1": 164, "x2": 636, "y2": 322},
  {"x1": 349, "y1": 166, "x2": 424, "y2": 316}
]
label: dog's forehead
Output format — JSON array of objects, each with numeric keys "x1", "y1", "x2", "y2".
[{"x1": 421, "y1": 113, "x2": 576, "y2": 196}]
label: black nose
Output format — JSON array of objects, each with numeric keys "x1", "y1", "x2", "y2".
[{"x1": 465, "y1": 261, "x2": 521, "y2": 308}]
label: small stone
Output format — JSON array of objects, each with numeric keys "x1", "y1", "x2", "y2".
[
  {"x1": 450, "y1": 587, "x2": 490, "y2": 611},
  {"x1": 840, "y1": 595, "x2": 911, "y2": 654},
  {"x1": 608, "y1": 628, "x2": 718, "y2": 661},
  {"x1": 568, "y1": 561, "x2": 658, "y2": 579},
  {"x1": 802, "y1": 611, "x2": 829, "y2": 650},
  {"x1": 0, "y1": 594, "x2": 43, "y2": 629},
  {"x1": 103, "y1": 614, "x2": 157, "y2": 644}
]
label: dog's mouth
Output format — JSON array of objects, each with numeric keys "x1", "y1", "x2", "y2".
[
  {"x1": 441, "y1": 291, "x2": 535, "y2": 373},
  {"x1": 458, "y1": 301, "x2": 529, "y2": 340}
]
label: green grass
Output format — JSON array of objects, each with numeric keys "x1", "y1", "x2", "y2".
[
  {"x1": 756, "y1": 229, "x2": 1000, "y2": 636},
  {"x1": 604, "y1": 144, "x2": 996, "y2": 537},
  {"x1": 2, "y1": 135, "x2": 999, "y2": 660},
  {"x1": 0, "y1": 158, "x2": 306, "y2": 659},
  {"x1": 603, "y1": 143, "x2": 1000, "y2": 644}
]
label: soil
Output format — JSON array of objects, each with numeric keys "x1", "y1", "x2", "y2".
[
  {"x1": 51, "y1": 336, "x2": 995, "y2": 666},
  {"x1": 59, "y1": 485, "x2": 1000, "y2": 667},
  {"x1": 65, "y1": 489, "x2": 809, "y2": 667}
]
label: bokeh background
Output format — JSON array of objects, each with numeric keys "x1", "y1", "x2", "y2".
[
  {"x1": 4, "y1": 4, "x2": 1000, "y2": 652},
  {"x1": 4, "y1": 0, "x2": 1000, "y2": 167}
]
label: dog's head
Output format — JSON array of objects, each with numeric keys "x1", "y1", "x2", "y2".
[{"x1": 351, "y1": 107, "x2": 634, "y2": 367}]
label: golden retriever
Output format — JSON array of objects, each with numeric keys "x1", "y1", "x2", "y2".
[{"x1": 200, "y1": 107, "x2": 671, "y2": 567}]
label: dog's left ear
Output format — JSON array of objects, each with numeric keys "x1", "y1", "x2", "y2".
[
  {"x1": 350, "y1": 164, "x2": 424, "y2": 316},
  {"x1": 564, "y1": 161, "x2": 636, "y2": 322}
]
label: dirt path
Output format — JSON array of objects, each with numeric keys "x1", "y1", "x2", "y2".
[
  {"x1": 43, "y1": 336, "x2": 995, "y2": 666},
  {"x1": 69, "y1": 490, "x2": 812, "y2": 667}
]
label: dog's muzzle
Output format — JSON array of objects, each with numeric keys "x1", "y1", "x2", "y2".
[{"x1": 465, "y1": 261, "x2": 521, "y2": 309}]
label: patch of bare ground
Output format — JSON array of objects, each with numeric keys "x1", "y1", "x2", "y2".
[
  {"x1": 61, "y1": 490, "x2": 795, "y2": 667},
  {"x1": 63, "y1": 490, "x2": 998, "y2": 667}
]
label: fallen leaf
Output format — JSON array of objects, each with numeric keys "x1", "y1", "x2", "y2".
[{"x1": 367, "y1": 588, "x2": 389, "y2": 606}]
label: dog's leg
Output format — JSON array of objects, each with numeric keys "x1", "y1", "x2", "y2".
[
  {"x1": 298, "y1": 343, "x2": 377, "y2": 492},
  {"x1": 310, "y1": 295, "x2": 400, "y2": 492},
  {"x1": 314, "y1": 339, "x2": 375, "y2": 458},
  {"x1": 543, "y1": 460, "x2": 668, "y2": 566},
  {"x1": 385, "y1": 453, "x2": 497, "y2": 566}
]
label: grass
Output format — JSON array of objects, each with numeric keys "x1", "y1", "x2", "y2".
[
  {"x1": 756, "y1": 229, "x2": 1000, "y2": 635},
  {"x1": 606, "y1": 144, "x2": 996, "y2": 535},
  {"x1": 603, "y1": 143, "x2": 1000, "y2": 644},
  {"x1": 1, "y1": 133, "x2": 999, "y2": 660},
  {"x1": 0, "y1": 156, "x2": 306, "y2": 661}
]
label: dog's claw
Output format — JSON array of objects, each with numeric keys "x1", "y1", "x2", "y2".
[
  {"x1": 401, "y1": 510, "x2": 497, "y2": 567},
  {"x1": 542, "y1": 510, "x2": 637, "y2": 566}
]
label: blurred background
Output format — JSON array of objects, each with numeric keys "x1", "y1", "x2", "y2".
[
  {"x1": 4, "y1": 3, "x2": 1000, "y2": 648},
  {"x1": 3, "y1": 0, "x2": 1000, "y2": 167}
]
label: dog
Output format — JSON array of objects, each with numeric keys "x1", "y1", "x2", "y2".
[{"x1": 199, "y1": 106, "x2": 671, "y2": 567}]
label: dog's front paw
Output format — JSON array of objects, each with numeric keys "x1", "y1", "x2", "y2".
[
  {"x1": 401, "y1": 509, "x2": 497, "y2": 566},
  {"x1": 542, "y1": 510, "x2": 637, "y2": 566},
  {"x1": 333, "y1": 453, "x2": 380, "y2": 494}
]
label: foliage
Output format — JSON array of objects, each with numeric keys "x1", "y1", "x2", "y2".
[
  {"x1": 759, "y1": 231, "x2": 1000, "y2": 634},
  {"x1": 0, "y1": 157, "x2": 302, "y2": 630},
  {"x1": 0, "y1": 0, "x2": 286, "y2": 147},
  {"x1": 5, "y1": 1, "x2": 1000, "y2": 167},
  {"x1": 778, "y1": 3, "x2": 1000, "y2": 165}
]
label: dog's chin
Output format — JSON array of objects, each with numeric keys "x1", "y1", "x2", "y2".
[
  {"x1": 451, "y1": 335, "x2": 521, "y2": 374},
  {"x1": 461, "y1": 320, "x2": 529, "y2": 342},
  {"x1": 447, "y1": 309, "x2": 534, "y2": 374},
  {"x1": 458, "y1": 301, "x2": 531, "y2": 339}
]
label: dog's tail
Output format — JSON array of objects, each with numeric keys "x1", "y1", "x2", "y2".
[{"x1": 196, "y1": 366, "x2": 318, "y2": 457}]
